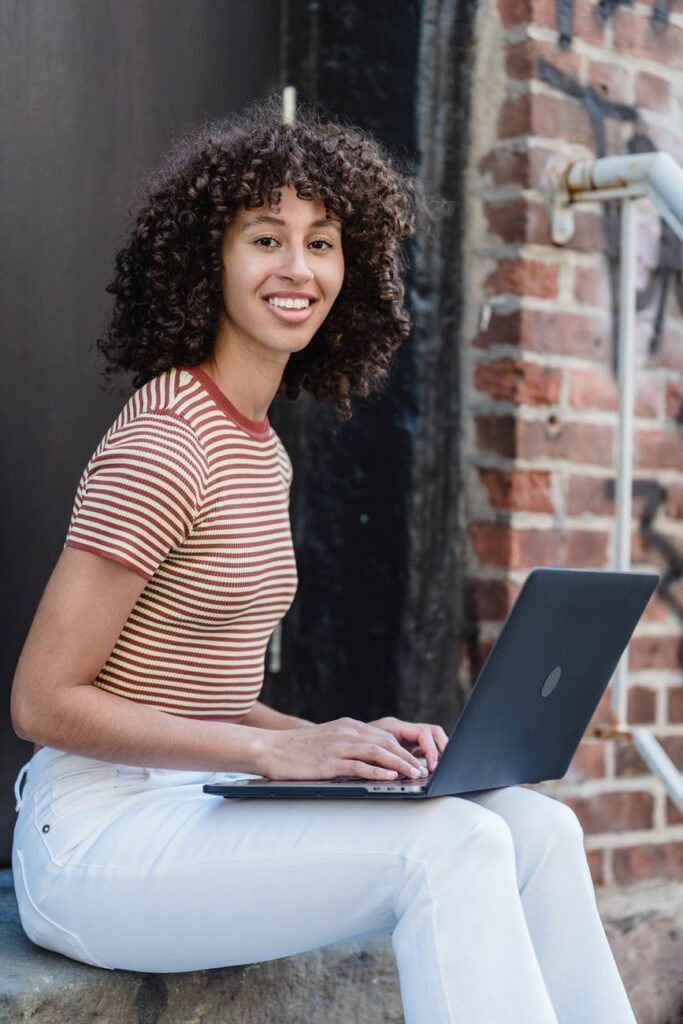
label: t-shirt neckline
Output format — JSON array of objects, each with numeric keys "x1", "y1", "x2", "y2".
[{"x1": 181, "y1": 365, "x2": 272, "y2": 440}]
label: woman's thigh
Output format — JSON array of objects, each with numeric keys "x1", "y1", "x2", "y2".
[{"x1": 15, "y1": 757, "x2": 507, "y2": 973}]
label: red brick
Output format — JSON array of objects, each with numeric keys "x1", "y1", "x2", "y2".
[
  {"x1": 566, "y1": 475, "x2": 613, "y2": 516},
  {"x1": 587, "y1": 848, "x2": 605, "y2": 887},
  {"x1": 666, "y1": 797, "x2": 683, "y2": 827},
  {"x1": 498, "y1": 93, "x2": 594, "y2": 149},
  {"x1": 628, "y1": 685, "x2": 657, "y2": 724},
  {"x1": 665, "y1": 483, "x2": 683, "y2": 518},
  {"x1": 615, "y1": 741, "x2": 647, "y2": 777},
  {"x1": 635, "y1": 377, "x2": 660, "y2": 419},
  {"x1": 635, "y1": 429, "x2": 683, "y2": 472},
  {"x1": 505, "y1": 38, "x2": 582, "y2": 82},
  {"x1": 667, "y1": 688, "x2": 683, "y2": 723},
  {"x1": 475, "y1": 308, "x2": 611, "y2": 361},
  {"x1": 474, "y1": 359, "x2": 561, "y2": 405},
  {"x1": 464, "y1": 577, "x2": 521, "y2": 622},
  {"x1": 635, "y1": 70, "x2": 671, "y2": 112},
  {"x1": 613, "y1": 9, "x2": 683, "y2": 70},
  {"x1": 665, "y1": 381, "x2": 683, "y2": 421},
  {"x1": 475, "y1": 414, "x2": 517, "y2": 458},
  {"x1": 468, "y1": 522, "x2": 608, "y2": 569},
  {"x1": 565, "y1": 741, "x2": 607, "y2": 783},
  {"x1": 587, "y1": 60, "x2": 630, "y2": 104},
  {"x1": 484, "y1": 198, "x2": 550, "y2": 245},
  {"x1": 629, "y1": 635, "x2": 681, "y2": 671},
  {"x1": 497, "y1": 0, "x2": 555, "y2": 30},
  {"x1": 572, "y1": 0, "x2": 605, "y2": 47},
  {"x1": 485, "y1": 258, "x2": 559, "y2": 299},
  {"x1": 478, "y1": 146, "x2": 563, "y2": 191},
  {"x1": 566, "y1": 791, "x2": 654, "y2": 834},
  {"x1": 475, "y1": 413, "x2": 614, "y2": 467},
  {"x1": 574, "y1": 265, "x2": 610, "y2": 307},
  {"x1": 517, "y1": 418, "x2": 614, "y2": 466},
  {"x1": 655, "y1": 324, "x2": 683, "y2": 373},
  {"x1": 613, "y1": 841, "x2": 683, "y2": 884},
  {"x1": 568, "y1": 366, "x2": 617, "y2": 411},
  {"x1": 479, "y1": 469, "x2": 554, "y2": 512},
  {"x1": 565, "y1": 210, "x2": 607, "y2": 254},
  {"x1": 478, "y1": 148, "x2": 532, "y2": 189},
  {"x1": 661, "y1": 735, "x2": 683, "y2": 769}
]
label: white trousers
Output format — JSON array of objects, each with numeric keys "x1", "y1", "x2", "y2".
[{"x1": 12, "y1": 746, "x2": 635, "y2": 1024}]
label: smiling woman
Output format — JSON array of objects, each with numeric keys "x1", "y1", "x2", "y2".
[
  {"x1": 10, "y1": 91, "x2": 637, "y2": 1024},
  {"x1": 95, "y1": 91, "x2": 428, "y2": 423},
  {"x1": 191, "y1": 185, "x2": 346, "y2": 419}
]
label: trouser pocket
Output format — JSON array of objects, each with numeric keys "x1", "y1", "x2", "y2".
[{"x1": 32, "y1": 764, "x2": 118, "y2": 867}]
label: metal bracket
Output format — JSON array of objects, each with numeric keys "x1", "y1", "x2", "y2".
[
  {"x1": 584, "y1": 723, "x2": 633, "y2": 742},
  {"x1": 548, "y1": 161, "x2": 575, "y2": 246}
]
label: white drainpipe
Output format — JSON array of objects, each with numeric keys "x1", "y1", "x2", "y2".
[{"x1": 549, "y1": 152, "x2": 683, "y2": 814}]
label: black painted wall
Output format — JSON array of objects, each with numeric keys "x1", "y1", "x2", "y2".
[{"x1": 264, "y1": 0, "x2": 475, "y2": 728}]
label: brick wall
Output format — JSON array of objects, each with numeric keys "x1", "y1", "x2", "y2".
[{"x1": 461, "y1": 0, "x2": 683, "y2": 886}]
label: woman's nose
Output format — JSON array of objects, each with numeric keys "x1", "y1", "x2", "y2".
[{"x1": 279, "y1": 245, "x2": 314, "y2": 281}]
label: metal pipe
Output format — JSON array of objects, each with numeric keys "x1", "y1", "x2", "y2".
[
  {"x1": 565, "y1": 152, "x2": 683, "y2": 242},
  {"x1": 611, "y1": 199, "x2": 637, "y2": 726},
  {"x1": 551, "y1": 150, "x2": 683, "y2": 811}
]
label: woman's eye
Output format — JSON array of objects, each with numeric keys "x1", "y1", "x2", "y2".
[{"x1": 252, "y1": 236, "x2": 334, "y2": 250}]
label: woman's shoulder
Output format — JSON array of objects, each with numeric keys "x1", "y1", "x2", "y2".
[{"x1": 99, "y1": 368, "x2": 208, "y2": 462}]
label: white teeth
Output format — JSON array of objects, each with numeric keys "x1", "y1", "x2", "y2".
[{"x1": 267, "y1": 297, "x2": 311, "y2": 309}]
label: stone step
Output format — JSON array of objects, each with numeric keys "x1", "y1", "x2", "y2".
[{"x1": 2, "y1": 869, "x2": 682, "y2": 1023}]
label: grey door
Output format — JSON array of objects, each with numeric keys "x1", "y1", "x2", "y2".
[{"x1": 1, "y1": 0, "x2": 279, "y2": 864}]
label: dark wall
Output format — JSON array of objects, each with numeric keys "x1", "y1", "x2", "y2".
[
  {"x1": 1, "y1": 0, "x2": 279, "y2": 864},
  {"x1": 263, "y1": 0, "x2": 475, "y2": 728}
]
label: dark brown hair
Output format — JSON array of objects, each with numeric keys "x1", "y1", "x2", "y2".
[{"x1": 97, "y1": 92, "x2": 434, "y2": 420}]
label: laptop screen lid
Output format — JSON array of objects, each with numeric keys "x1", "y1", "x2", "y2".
[{"x1": 426, "y1": 566, "x2": 659, "y2": 798}]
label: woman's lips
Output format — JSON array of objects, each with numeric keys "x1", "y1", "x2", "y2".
[{"x1": 263, "y1": 299, "x2": 317, "y2": 324}]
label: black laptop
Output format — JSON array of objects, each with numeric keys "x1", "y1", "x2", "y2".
[{"x1": 203, "y1": 567, "x2": 659, "y2": 801}]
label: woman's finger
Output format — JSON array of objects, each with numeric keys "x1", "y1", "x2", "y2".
[
  {"x1": 412, "y1": 726, "x2": 439, "y2": 772},
  {"x1": 434, "y1": 726, "x2": 449, "y2": 753},
  {"x1": 347, "y1": 742, "x2": 428, "y2": 779},
  {"x1": 364, "y1": 726, "x2": 425, "y2": 773},
  {"x1": 337, "y1": 760, "x2": 399, "y2": 781}
]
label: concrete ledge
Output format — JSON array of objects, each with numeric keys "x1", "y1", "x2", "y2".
[
  {"x1": 0, "y1": 870, "x2": 403, "y2": 1024},
  {"x1": 2, "y1": 868, "x2": 683, "y2": 1023}
]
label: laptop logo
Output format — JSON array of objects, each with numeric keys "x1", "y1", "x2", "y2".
[{"x1": 541, "y1": 666, "x2": 562, "y2": 698}]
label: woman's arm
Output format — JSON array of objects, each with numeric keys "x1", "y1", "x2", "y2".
[
  {"x1": 11, "y1": 547, "x2": 427, "y2": 780},
  {"x1": 240, "y1": 700, "x2": 315, "y2": 730},
  {"x1": 10, "y1": 547, "x2": 270, "y2": 773}
]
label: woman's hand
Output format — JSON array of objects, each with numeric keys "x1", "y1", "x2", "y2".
[
  {"x1": 257, "y1": 717, "x2": 431, "y2": 782},
  {"x1": 366, "y1": 716, "x2": 449, "y2": 773}
]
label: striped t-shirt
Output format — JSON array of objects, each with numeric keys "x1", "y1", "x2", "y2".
[{"x1": 64, "y1": 365, "x2": 298, "y2": 721}]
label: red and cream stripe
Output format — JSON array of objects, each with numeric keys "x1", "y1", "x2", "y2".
[{"x1": 64, "y1": 365, "x2": 298, "y2": 721}]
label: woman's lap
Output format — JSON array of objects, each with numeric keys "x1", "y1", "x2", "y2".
[{"x1": 12, "y1": 748, "x2": 581, "y2": 973}]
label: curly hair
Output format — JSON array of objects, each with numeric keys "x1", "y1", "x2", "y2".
[{"x1": 97, "y1": 91, "x2": 437, "y2": 421}]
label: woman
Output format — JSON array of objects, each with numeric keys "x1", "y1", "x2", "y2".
[{"x1": 10, "y1": 94, "x2": 635, "y2": 1023}]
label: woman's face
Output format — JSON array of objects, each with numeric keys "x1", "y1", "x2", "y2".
[{"x1": 218, "y1": 185, "x2": 345, "y2": 358}]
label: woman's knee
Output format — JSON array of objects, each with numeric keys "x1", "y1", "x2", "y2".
[
  {"x1": 405, "y1": 795, "x2": 516, "y2": 867},
  {"x1": 528, "y1": 791, "x2": 585, "y2": 851}
]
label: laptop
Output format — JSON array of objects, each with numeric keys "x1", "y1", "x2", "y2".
[{"x1": 203, "y1": 566, "x2": 659, "y2": 801}]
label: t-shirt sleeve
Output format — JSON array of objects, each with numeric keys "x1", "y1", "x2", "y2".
[{"x1": 64, "y1": 413, "x2": 208, "y2": 581}]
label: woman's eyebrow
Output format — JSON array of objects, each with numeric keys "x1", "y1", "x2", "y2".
[{"x1": 239, "y1": 214, "x2": 342, "y2": 232}]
